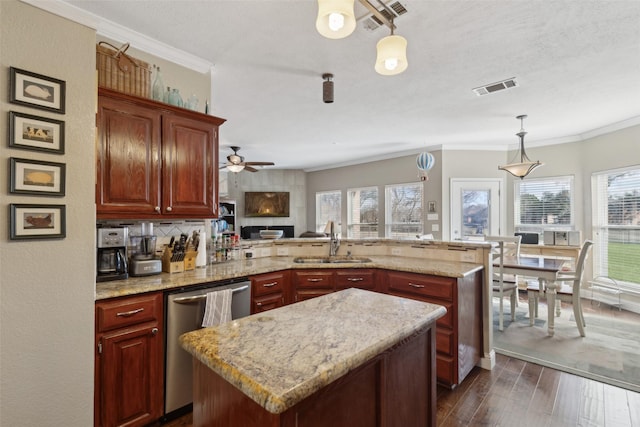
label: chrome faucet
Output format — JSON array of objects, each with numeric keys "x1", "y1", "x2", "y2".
[{"x1": 329, "y1": 221, "x2": 340, "y2": 257}]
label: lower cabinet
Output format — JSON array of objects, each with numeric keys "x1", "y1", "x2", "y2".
[
  {"x1": 291, "y1": 270, "x2": 334, "y2": 302},
  {"x1": 251, "y1": 271, "x2": 289, "y2": 313},
  {"x1": 94, "y1": 292, "x2": 164, "y2": 427},
  {"x1": 385, "y1": 270, "x2": 482, "y2": 388}
]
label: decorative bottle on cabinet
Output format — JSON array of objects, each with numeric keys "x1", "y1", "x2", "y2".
[{"x1": 152, "y1": 66, "x2": 165, "y2": 101}]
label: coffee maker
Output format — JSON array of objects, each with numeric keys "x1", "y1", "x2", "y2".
[{"x1": 96, "y1": 227, "x2": 128, "y2": 282}]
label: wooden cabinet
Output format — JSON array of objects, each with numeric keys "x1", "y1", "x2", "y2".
[
  {"x1": 385, "y1": 270, "x2": 482, "y2": 388},
  {"x1": 96, "y1": 88, "x2": 225, "y2": 219},
  {"x1": 95, "y1": 292, "x2": 164, "y2": 427},
  {"x1": 251, "y1": 271, "x2": 289, "y2": 313},
  {"x1": 334, "y1": 268, "x2": 377, "y2": 291},
  {"x1": 291, "y1": 270, "x2": 334, "y2": 302}
]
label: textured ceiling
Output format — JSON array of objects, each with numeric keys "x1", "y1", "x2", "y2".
[{"x1": 61, "y1": 0, "x2": 640, "y2": 171}]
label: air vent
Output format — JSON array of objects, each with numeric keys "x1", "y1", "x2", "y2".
[
  {"x1": 362, "y1": 1, "x2": 408, "y2": 31},
  {"x1": 472, "y1": 78, "x2": 519, "y2": 96}
]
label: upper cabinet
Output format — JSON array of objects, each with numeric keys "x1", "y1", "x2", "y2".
[{"x1": 96, "y1": 88, "x2": 226, "y2": 219}]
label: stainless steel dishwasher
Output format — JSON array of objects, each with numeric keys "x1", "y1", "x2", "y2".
[{"x1": 164, "y1": 278, "x2": 251, "y2": 418}]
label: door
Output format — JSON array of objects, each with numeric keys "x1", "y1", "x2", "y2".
[
  {"x1": 450, "y1": 179, "x2": 503, "y2": 240},
  {"x1": 162, "y1": 113, "x2": 218, "y2": 217}
]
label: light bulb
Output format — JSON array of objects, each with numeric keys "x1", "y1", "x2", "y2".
[
  {"x1": 328, "y1": 12, "x2": 345, "y2": 31},
  {"x1": 384, "y1": 57, "x2": 398, "y2": 71}
]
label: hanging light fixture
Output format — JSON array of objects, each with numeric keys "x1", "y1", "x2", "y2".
[
  {"x1": 375, "y1": 20, "x2": 408, "y2": 76},
  {"x1": 322, "y1": 73, "x2": 334, "y2": 103},
  {"x1": 498, "y1": 115, "x2": 543, "y2": 179},
  {"x1": 315, "y1": 0, "x2": 409, "y2": 76},
  {"x1": 226, "y1": 164, "x2": 245, "y2": 173},
  {"x1": 316, "y1": 0, "x2": 356, "y2": 39}
]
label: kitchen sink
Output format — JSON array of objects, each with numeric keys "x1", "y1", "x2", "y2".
[{"x1": 293, "y1": 256, "x2": 372, "y2": 264}]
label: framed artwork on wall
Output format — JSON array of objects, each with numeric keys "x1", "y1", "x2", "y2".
[
  {"x1": 245, "y1": 192, "x2": 290, "y2": 217},
  {"x1": 9, "y1": 157, "x2": 66, "y2": 196},
  {"x1": 9, "y1": 204, "x2": 66, "y2": 240},
  {"x1": 9, "y1": 67, "x2": 66, "y2": 114},
  {"x1": 9, "y1": 111, "x2": 65, "y2": 154}
]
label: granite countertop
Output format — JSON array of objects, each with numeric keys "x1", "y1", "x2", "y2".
[
  {"x1": 179, "y1": 288, "x2": 447, "y2": 414},
  {"x1": 95, "y1": 256, "x2": 483, "y2": 300}
]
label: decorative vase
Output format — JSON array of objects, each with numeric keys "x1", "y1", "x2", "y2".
[{"x1": 168, "y1": 88, "x2": 183, "y2": 107}]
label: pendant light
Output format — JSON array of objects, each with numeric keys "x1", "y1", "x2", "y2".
[
  {"x1": 322, "y1": 73, "x2": 334, "y2": 103},
  {"x1": 498, "y1": 115, "x2": 543, "y2": 179},
  {"x1": 375, "y1": 22, "x2": 408, "y2": 76},
  {"x1": 316, "y1": 0, "x2": 356, "y2": 39}
]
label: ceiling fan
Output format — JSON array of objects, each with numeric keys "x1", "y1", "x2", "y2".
[{"x1": 221, "y1": 146, "x2": 275, "y2": 173}]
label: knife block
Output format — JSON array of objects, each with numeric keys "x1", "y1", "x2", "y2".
[
  {"x1": 162, "y1": 247, "x2": 184, "y2": 274},
  {"x1": 183, "y1": 251, "x2": 198, "y2": 271}
]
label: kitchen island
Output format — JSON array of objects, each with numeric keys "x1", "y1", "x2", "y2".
[{"x1": 180, "y1": 288, "x2": 446, "y2": 427}]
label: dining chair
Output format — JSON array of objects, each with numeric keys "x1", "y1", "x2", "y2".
[
  {"x1": 527, "y1": 240, "x2": 593, "y2": 337},
  {"x1": 485, "y1": 235, "x2": 522, "y2": 331}
]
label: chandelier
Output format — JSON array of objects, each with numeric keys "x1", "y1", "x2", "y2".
[{"x1": 498, "y1": 115, "x2": 543, "y2": 179}]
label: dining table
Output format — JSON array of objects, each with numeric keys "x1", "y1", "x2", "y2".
[{"x1": 496, "y1": 255, "x2": 567, "y2": 336}]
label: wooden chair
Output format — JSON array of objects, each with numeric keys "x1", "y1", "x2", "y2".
[
  {"x1": 485, "y1": 235, "x2": 522, "y2": 331},
  {"x1": 527, "y1": 240, "x2": 593, "y2": 337}
]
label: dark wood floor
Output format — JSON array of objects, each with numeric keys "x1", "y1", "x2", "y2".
[{"x1": 164, "y1": 355, "x2": 640, "y2": 427}]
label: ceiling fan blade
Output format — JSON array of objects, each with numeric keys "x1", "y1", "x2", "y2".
[
  {"x1": 244, "y1": 165, "x2": 259, "y2": 172},
  {"x1": 244, "y1": 161, "x2": 275, "y2": 166}
]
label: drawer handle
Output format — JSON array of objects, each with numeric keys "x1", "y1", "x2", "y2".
[
  {"x1": 307, "y1": 278, "x2": 323, "y2": 282},
  {"x1": 408, "y1": 283, "x2": 425, "y2": 288},
  {"x1": 262, "y1": 282, "x2": 278, "y2": 287},
  {"x1": 347, "y1": 277, "x2": 364, "y2": 282},
  {"x1": 116, "y1": 307, "x2": 144, "y2": 317}
]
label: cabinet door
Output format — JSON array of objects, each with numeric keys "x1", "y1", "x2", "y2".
[
  {"x1": 98, "y1": 323, "x2": 163, "y2": 427},
  {"x1": 97, "y1": 96, "x2": 161, "y2": 218},
  {"x1": 253, "y1": 293, "x2": 285, "y2": 313},
  {"x1": 162, "y1": 113, "x2": 218, "y2": 217}
]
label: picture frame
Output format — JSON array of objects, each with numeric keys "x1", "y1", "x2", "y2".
[
  {"x1": 9, "y1": 111, "x2": 65, "y2": 154},
  {"x1": 10, "y1": 157, "x2": 66, "y2": 196},
  {"x1": 245, "y1": 191, "x2": 290, "y2": 217},
  {"x1": 428, "y1": 200, "x2": 437, "y2": 213},
  {"x1": 9, "y1": 67, "x2": 66, "y2": 114},
  {"x1": 10, "y1": 204, "x2": 66, "y2": 240}
]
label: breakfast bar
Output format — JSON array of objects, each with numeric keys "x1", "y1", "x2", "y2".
[{"x1": 180, "y1": 287, "x2": 447, "y2": 427}]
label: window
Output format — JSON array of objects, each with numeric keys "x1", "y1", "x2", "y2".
[
  {"x1": 514, "y1": 176, "x2": 574, "y2": 233},
  {"x1": 385, "y1": 183, "x2": 423, "y2": 238},
  {"x1": 347, "y1": 187, "x2": 378, "y2": 238},
  {"x1": 592, "y1": 166, "x2": 640, "y2": 287},
  {"x1": 315, "y1": 190, "x2": 341, "y2": 233}
]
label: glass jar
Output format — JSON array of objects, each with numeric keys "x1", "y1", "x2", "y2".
[{"x1": 168, "y1": 88, "x2": 183, "y2": 107}]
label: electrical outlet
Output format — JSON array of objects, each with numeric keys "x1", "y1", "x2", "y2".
[
  {"x1": 276, "y1": 247, "x2": 288, "y2": 256},
  {"x1": 391, "y1": 248, "x2": 402, "y2": 256}
]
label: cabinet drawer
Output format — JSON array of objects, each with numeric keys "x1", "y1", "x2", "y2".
[
  {"x1": 252, "y1": 272, "x2": 287, "y2": 297},
  {"x1": 292, "y1": 271, "x2": 334, "y2": 288},
  {"x1": 253, "y1": 293, "x2": 285, "y2": 313},
  {"x1": 96, "y1": 293, "x2": 162, "y2": 333},
  {"x1": 436, "y1": 354, "x2": 455, "y2": 387},
  {"x1": 436, "y1": 329, "x2": 454, "y2": 357},
  {"x1": 387, "y1": 271, "x2": 455, "y2": 301},
  {"x1": 335, "y1": 269, "x2": 376, "y2": 290}
]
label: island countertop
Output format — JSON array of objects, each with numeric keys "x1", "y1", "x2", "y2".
[{"x1": 179, "y1": 288, "x2": 446, "y2": 414}]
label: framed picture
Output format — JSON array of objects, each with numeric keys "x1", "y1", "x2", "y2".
[
  {"x1": 9, "y1": 204, "x2": 66, "y2": 240},
  {"x1": 10, "y1": 157, "x2": 66, "y2": 196},
  {"x1": 428, "y1": 201, "x2": 437, "y2": 213},
  {"x1": 9, "y1": 111, "x2": 65, "y2": 154},
  {"x1": 9, "y1": 67, "x2": 66, "y2": 114},
  {"x1": 245, "y1": 192, "x2": 290, "y2": 217}
]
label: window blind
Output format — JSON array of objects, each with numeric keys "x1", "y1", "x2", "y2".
[
  {"x1": 514, "y1": 176, "x2": 574, "y2": 231},
  {"x1": 592, "y1": 166, "x2": 640, "y2": 286}
]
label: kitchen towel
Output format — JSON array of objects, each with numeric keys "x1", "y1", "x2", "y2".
[{"x1": 201, "y1": 288, "x2": 233, "y2": 327}]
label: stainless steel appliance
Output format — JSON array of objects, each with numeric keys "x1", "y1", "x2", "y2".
[
  {"x1": 164, "y1": 279, "x2": 251, "y2": 418},
  {"x1": 129, "y1": 222, "x2": 162, "y2": 276},
  {"x1": 96, "y1": 228, "x2": 128, "y2": 282}
]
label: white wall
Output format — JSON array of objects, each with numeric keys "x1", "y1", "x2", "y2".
[{"x1": 0, "y1": 2, "x2": 96, "y2": 425}]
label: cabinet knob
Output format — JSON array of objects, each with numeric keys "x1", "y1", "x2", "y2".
[
  {"x1": 256, "y1": 302, "x2": 263, "y2": 306},
  {"x1": 154, "y1": 206, "x2": 161, "y2": 212},
  {"x1": 166, "y1": 206, "x2": 173, "y2": 212},
  {"x1": 151, "y1": 327, "x2": 159, "y2": 336}
]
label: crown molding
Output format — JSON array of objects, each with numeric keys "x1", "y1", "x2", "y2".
[{"x1": 21, "y1": 0, "x2": 213, "y2": 73}]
